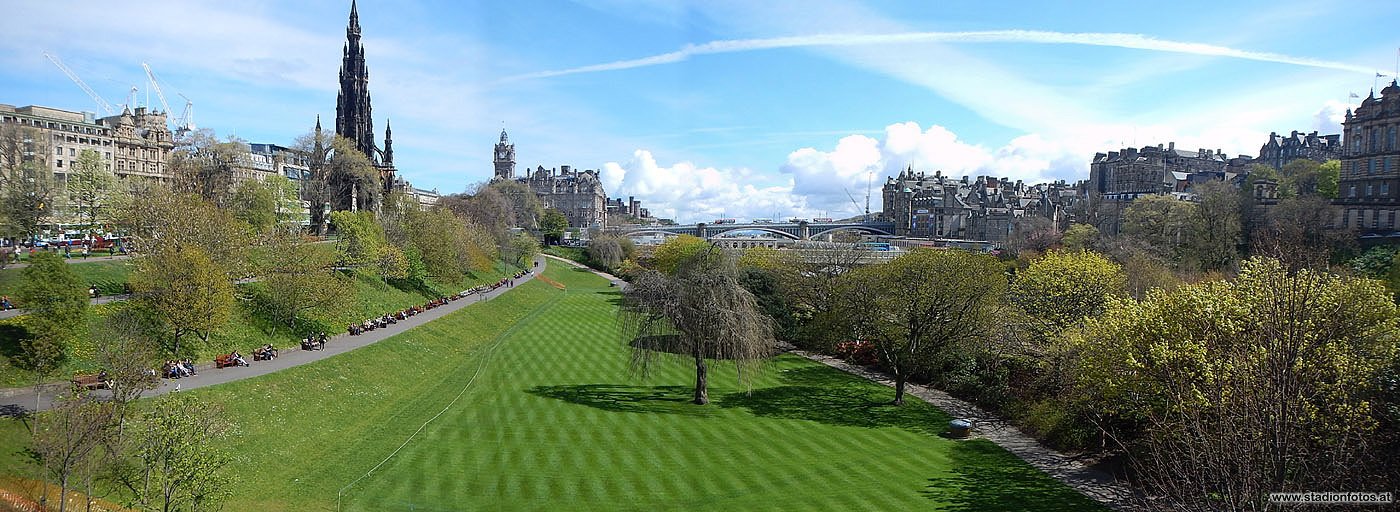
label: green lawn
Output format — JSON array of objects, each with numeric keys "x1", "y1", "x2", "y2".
[
  {"x1": 0, "y1": 258, "x2": 133, "y2": 298},
  {"x1": 146, "y1": 263, "x2": 1100, "y2": 511}
]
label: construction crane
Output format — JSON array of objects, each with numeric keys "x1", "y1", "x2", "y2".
[
  {"x1": 142, "y1": 62, "x2": 195, "y2": 134},
  {"x1": 142, "y1": 63, "x2": 173, "y2": 116},
  {"x1": 43, "y1": 52, "x2": 116, "y2": 116},
  {"x1": 175, "y1": 93, "x2": 195, "y2": 133}
]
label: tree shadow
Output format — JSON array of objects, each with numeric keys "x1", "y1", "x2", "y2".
[
  {"x1": 921, "y1": 439, "x2": 1100, "y2": 511},
  {"x1": 0, "y1": 324, "x2": 31, "y2": 361},
  {"x1": 714, "y1": 365, "x2": 951, "y2": 436},
  {"x1": 526, "y1": 384, "x2": 715, "y2": 416}
]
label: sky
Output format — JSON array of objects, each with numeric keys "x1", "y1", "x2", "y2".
[{"x1": 1, "y1": 0, "x2": 1396, "y2": 223}]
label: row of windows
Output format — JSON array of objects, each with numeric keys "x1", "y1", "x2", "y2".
[
  {"x1": 1343, "y1": 208, "x2": 1399, "y2": 230},
  {"x1": 1348, "y1": 182, "x2": 1392, "y2": 197},
  {"x1": 1352, "y1": 124, "x2": 1400, "y2": 154},
  {"x1": 0, "y1": 116, "x2": 110, "y2": 136}
]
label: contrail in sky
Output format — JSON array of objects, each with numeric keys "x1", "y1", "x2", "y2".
[{"x1": 504, "y1": 29, "x2": 1375, "y2": 81}]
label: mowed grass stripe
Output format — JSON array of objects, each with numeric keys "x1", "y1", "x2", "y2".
[{"x1": 192, "y1": 263, "x2": 1104, "y2": 511}]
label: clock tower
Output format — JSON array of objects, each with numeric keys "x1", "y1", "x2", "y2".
[{"x1": 493, "y1": 128, "x2": 516, "y2": 180}]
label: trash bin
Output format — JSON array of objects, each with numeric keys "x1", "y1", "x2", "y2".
[{"x1": 949, "y1": 419, "x2": 972, "y2": 438}]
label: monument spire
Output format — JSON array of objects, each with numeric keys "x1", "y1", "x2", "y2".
[{"x1": 336, "y1": 0, "x2": 376, "y2": 164}]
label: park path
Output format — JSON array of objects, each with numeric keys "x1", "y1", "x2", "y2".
[
  {"x1": 0, "y1": 255, "x2": 544, "y2": 415},
  {"x1": 0, "y1": 252, "x2": 132, "y2": 269},
  {"x1": 555, "y1": 255, "x2": 1138, "y2": 511}
]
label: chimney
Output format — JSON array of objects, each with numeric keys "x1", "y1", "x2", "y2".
[{"x1": 1168, "y1": 142, "x2": 1175, "y2": 151}]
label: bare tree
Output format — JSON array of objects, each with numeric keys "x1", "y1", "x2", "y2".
[
  {"x1": 619, "y1": 245, "x2": 776, "y2": 404},
  {"x1": 32, "y1": 390, "x2": 113, "y2": 512}
]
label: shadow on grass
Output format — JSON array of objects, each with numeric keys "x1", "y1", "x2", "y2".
[
  {"x1": 0, "y1": 324, "x2": 31, "y2": 362},
  {"x1": 526, "y1": 384, "x2": 715, "y2": 416},
  {"x1": 715, "y1": 382, "x2": 948, "y2": 437},
  {"x1": 922, "y1": 439, "x2": 1099, "y2": 511}
]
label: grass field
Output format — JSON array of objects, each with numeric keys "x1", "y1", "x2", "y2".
[
  {"x1": 117, "y1": 262, "x2": 1102, "y2": 511},
  {"x1": 0, "y1": 258, "x2": 133, "y2": 298}
]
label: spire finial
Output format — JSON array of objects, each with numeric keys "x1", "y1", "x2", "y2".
[{"x1": 348, "y1": 0, "x2": 361, "y2": 35}]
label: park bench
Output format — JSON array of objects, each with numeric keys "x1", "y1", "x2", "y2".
[
  {"x1": 71, "y1": 374, "x2": 108, "y2": 391},
  {"x1": 214, "y1": 353, "x2": 243, "y2": 368}
]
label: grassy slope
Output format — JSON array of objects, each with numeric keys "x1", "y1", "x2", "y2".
[
  {"x1": 0, "y1": 262, "x2": 520, "y2": 388},
  {"x1": 182, "y1": 263, "x2": 1098, "y2": 511}
]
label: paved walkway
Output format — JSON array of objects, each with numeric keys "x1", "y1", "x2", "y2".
[
  {"x1": 1, "y1": 253, "x2": 132, "y2": 269},
  {"x1": 0, "y1": 294, "x2": 131, "y2": 320},
  {"x1": 0, "y1": 256, "x2": 544, "y2": 415},
  {"x1": 795, "y1": 350, "x2": 1136, "y2": 511}
]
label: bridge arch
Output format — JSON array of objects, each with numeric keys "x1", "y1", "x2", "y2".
[
  {"x1": 809, "y1": 226, "x2": 894, "y2": 238},
  {"x1": 708, "y1": 227, "x2": 801, "y2": 240}
]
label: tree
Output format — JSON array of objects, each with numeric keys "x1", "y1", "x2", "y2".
[
  {"x1": 118, "y1": 190, "x2": 252, "y2": 276},
  {"x1": 291, "y1": 125, "x2": 334, "y2": 235},
  {"x1": 65, "y1": 149, "x2": 120, "y2": 234},
  {"x1": 1316, "y1": 159, "x2": 1340, "y2": 199},
  {"x1": 0, "y1": 125, "x2": 57, "y2": 245},
  {"x1": 17, "y1": 252, "x2": 89, "y2": 411},
  {"x1": 540, "y1": 208, "x2": 569, "y2": 245},
  {"x1": 488, "y1": 180, "x2": 544, "y2": 232},
  {"x1": 167, "y1": 129, "x2": 251, "y2": 209},
  {"x1": 325, "y1": 136, "x2": 379, "y2": 213},
  {"x1": 128, "y1": 246, "x2": 234, "y2": 356},
  {"x1": 260, "y1": 235, "x2": 351, "y2": 331},
  {"x1": 506, "y1": 231, "x2": 539, "y2": 268},
  {"x1": 442, "y1": 184, "x2": 514, "y2": 246},
  {"x1": 32, "y1": 390, "x2": 113, "y2": 512},
  {"x1": 1004, "y1": 216, "x2": 1060, "y2": 257},
  {"x1": 1186, "y1": 180, "x2": 1242, "y2": 271},
  {"x1": 1250, "y1": 195, "x2": 1351, "y2": 269},
  {"x1": 620, "y1": 245, "x2": 776, "y2": 404},
  {"x1": 587, "y1": 235, "x2": 625, "y2": 269},
  {"x1": 230, "y1": 176, "x2": 299, "y2": 237},
  {"x1": 1059, "y1": 224, "x2": 1099, "y2": 252},
  {"x1": 1071, "y1": 258, "x2": 1400, "y2": 511},
  {"x1": 843, "y1": 249, "x2": 1006, "y2": 405},
  {"x1": 130, "y1": 393, "x2": 237, "y2": 512},
  {"x1": 1119, "y1": 195, "x2": 1191, "y2": 262},
  {"x1": 330, "y1": 210, "x2": 388, "y2": 270},
  {"x1": 1009, "y1": 250, "x2": 1125, "y2": 335},
  {"x1": 649, "y1": 235, "x2": 709, "y2": 275}
]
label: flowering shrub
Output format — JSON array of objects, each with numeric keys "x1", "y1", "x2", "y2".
[{"x1": 833, "y1": 340, "x2": 878, "y2": 366}]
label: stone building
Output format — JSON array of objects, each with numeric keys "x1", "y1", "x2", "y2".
[
  {"x1": 491, "y1": 128, "x2": 608, "y2": 230},
  {"x1": 0, "y1": 103, "x2": 174, "y2": 184},
  {"x1": 880, "y1": 168, "x2": 1078, "y2": 242},
  {"x1": 1257, "y1": 130, "x2": 1341, "y2": 170},
  {"x1": 1088, "y1": 142, "x2": 1254, "y2": 201},
  {"x1": 1335, "y1": 81, "x2": 1400, "y2": 233}
]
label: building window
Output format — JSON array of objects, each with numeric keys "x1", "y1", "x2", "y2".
[
  {"x1": 55, "y1": 146, "x2": 62, "y2": 155},
  {"x1": 56, "y1": 159, "x2": 62, "y2": 168},
  {"x1": 69, "y1": 148, "x2": 75, "y2": 157},
  {"x1": 1390, "y1": 127, "x2": 1397, "y2": 150},
  {"x1": 1350, "y1": 185, "x2": 1357, "y2": 197},
  {"x1": 1367, "y1": 185, "x2": 1374, "y2": 197},
  {"x1": 1384, "y1": 183, "x2": 1392, "y2": 196}
]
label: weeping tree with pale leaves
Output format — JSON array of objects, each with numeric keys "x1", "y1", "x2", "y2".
[{"x1": 619, "y1": 244, "x2": 776, "y2": 405}]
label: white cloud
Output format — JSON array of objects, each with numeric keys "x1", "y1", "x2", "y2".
[
  {"x1": 1313, "y1": 100, "x2": 1349, "y2": 134},
  {"x1": 609, "y1": 121, "x2": 1109, "y2": 223}
]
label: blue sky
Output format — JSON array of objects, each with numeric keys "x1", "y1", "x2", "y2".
[{"x1": 1, "y1": 0, "x2": 1395, "y2": 222}]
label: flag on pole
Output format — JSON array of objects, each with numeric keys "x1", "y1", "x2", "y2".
[
  {"x1": 1378, "y1": 72, "x2": 1387, "y2": 78},
  {"x1": 1351, "y1": 92, "x2": 1360, "y2": 99}
]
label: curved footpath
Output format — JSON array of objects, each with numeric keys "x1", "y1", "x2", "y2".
[
  {"x1": 0, "y1": 255, "x2": 545, "y2": 415},
  {"x1": 553, "y1": 254, "x2": 1136, "y2": 511}
]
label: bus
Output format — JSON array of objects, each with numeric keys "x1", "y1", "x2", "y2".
[
  {"x1": 859, "y1": 242, "x2": 892, "y2": 251},
  {"x1": 712, "y1": 218, "x2": 737, "y2": 224},
  {"x1": 812, "y1": 217, "x2": 834, "y2": 223}
]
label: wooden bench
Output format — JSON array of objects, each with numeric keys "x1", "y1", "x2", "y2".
[
  {"x1": 71, "y1": 374, "x2": 108, "y2": 391},
  {"x1": 214, "y1": 354, "x2": 241, "y2": 368}
]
